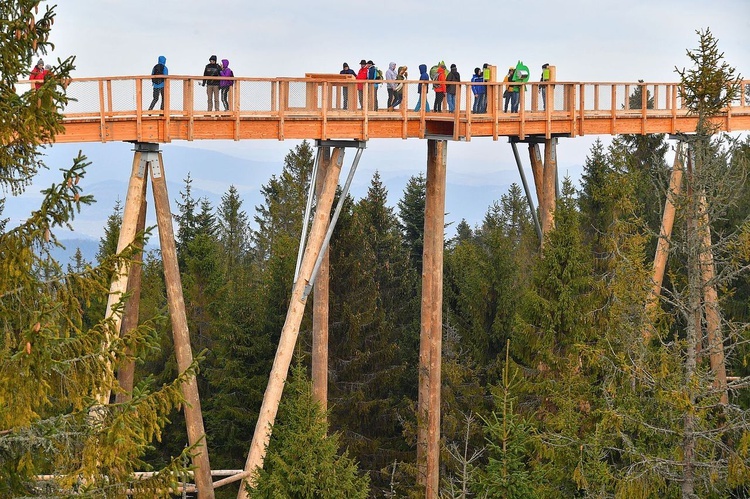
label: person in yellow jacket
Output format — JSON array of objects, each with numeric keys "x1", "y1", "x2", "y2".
[
  {"x1": 503, "y1": 67, "x2": 515, "y2": 112},
  {"x1": 540, "y1": 63, "x2": 551, "y2": 110}
]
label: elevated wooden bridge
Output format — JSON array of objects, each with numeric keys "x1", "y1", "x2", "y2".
[
  {"x1": 39, "y1": 74, "x2": 750, "y2": 143},
  {"x1": 35, "y1": 73, "x2": 750, "y2": 498}
]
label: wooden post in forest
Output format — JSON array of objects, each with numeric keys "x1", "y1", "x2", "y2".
[
  {"x1": 646, "y1": 142, "x2": 684, "y2": 339},
  {"x1": 312, "y1": 147, "x2": 331, "y2": 411},
  {"x1": 147, "y1": 144, "x2": 215, "y2": 499},
  {"x1": 527, "y1": 138, "x2": 557, "y2": 240},
  {"x1": 237, "y1": 148, "x2": 345, "y2": 498},
  {"x1": 115, "y1": 175, "x2": 148, "y2": 403},
  {"x1": 699, "y1": 191, "x2": 728, "y2": 404},
  {"x1": 98, "y1": 147, "x2": 148, "y2": 405},
  {"x1": 541, "y1": 138, "x2": 557, "y2": 234},
  {"x1": 418, "y1": 139, "x2": 447, "y2": 498}
]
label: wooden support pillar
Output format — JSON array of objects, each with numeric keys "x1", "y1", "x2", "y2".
[
  {"x1": 98, "y1": 148, "x2": 148, "y2": 405},
  {"x1": 115, "y1": 175, "x2": 148, "y2": 403},
  {"x1": 312, "y1": 147, "x2": 331, "y2": 411},
  {"x1": 418, "y1": 139, "x2": 447, "y2": 498},
  {"x1": 237, "y1": 148, "x2": 345, "y2": 498},
  {"x1": 541, "y1": 138, "x2": 557, "y2": 235},
  {"x1": 646, "y1": 144, "x2": 684, "y2": 340},
  {"x1": 698, "y1": 193, "x2": 728, "y2": 404},
  {"x1": 149, "y1": 146, "x2": 214, "y2": 499}
]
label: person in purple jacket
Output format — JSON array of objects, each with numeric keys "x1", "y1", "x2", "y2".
[{"x1": 219, "y1": 59, "x2": 234, "y2": 111}]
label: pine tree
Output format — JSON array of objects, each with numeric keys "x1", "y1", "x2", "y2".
[
  {"x1": 398, "y1": 172, "x2": 426, "y2": 270},
  {"x1": 512, "y1": 178, "x2": 602, "y2": 495},
  {"x1": 0, "y1": 2, "x2": 193, "y2": 494},
  {"x1": 248, "y1": 361, "x2": 370, "y2": 499},
  {"x1": 328, "y1": 172, "x2": 420, "y2": 494}
]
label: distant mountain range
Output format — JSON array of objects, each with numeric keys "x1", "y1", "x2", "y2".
[{"x1": 7, "y1": 140, "x2": 583, "y2": 264}]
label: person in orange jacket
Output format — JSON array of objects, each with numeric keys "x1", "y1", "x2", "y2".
[{"x1": 433, "y1": 64, "x2": 447, "y2": 112}]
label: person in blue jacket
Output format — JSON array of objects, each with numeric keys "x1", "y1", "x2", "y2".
[
  {"x1": 414, "y1": 63, "x2": 430, "y2": 112},
  {"x1": 471, "y1": 67, "x2": 486, "y2": 113},
  {"x1": 148, "y1": 55, "x2": 168, "y2": 111}
]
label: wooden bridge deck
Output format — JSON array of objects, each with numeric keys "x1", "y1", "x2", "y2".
[{"x1": 34, "y1": 75, "x2": 750, "y2": 143}]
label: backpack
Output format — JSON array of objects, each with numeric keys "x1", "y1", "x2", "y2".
[
  {"x1": 151, "y1": 63, "x2": 165, "y2": 85},
  {"x1": 373, "y1": 67, "x2": 383, "y2": 89}
]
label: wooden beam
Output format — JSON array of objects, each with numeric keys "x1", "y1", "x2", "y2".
[
  {"x1": 312, "y1": 147, "x2": 331, "y2": 411},
  {"x1": 98, "y1": 147, "x2": 148, "y2": 405},
  {"x1": 419, "y1": 139, "x2": 447, "y2": 498},
  {"x1": 149, "y1": 148, "x2": 214, "y2": 499},
  {"x1": 541, "y1": 138, "x2": 557, "y2": 235},
  {"x1": 115, "y1": 174, "x2": 148, "y2": 403},
  {"x1": 237, "y1": 148, "x2": 345, "y2": 498},
  {"x1": 646, "y1": 143, "x2": 684, "y2": 340}
]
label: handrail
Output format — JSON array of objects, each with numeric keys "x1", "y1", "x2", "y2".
[{"x1": 18, "y1": 76, "x2": 750, "y2": 143}]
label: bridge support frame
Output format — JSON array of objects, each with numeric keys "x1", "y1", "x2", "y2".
[
  {"x1": 108, "y1": 142, "x2": 215, "y2": 498},
  {"x1": 232, "y1": 139, "x2": 366, "y2": 497}
]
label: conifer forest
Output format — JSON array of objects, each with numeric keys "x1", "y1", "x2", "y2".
[{"x1": 2, "y1": 2, "x2": 750, "y2": 497}]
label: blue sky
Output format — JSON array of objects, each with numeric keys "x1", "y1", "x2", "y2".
[{"x1": 10, "y1": 0, "x2": 750, "y2": 241}]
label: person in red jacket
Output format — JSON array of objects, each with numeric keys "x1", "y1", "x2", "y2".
[
  {"x1": 356, "y1": 59, "x2": 369, "y2": 110},
  {"x1": 29, "y1": 59, "x2": 47, "y2": 90},
  {"x1": 433, "y1": 64, "x2": 447, "y2": 112}
]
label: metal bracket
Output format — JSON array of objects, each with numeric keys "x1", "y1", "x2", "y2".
[{"x1": 133, "y1": 142, "x2": 161, "y2": 178}]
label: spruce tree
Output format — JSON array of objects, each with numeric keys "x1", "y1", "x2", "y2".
[
  {"x1": 0, "y1": 2, "x2": 193, "y2": 494},
  {"x1": 248, "y1": 361, "x2": 370, "y2": 499}
]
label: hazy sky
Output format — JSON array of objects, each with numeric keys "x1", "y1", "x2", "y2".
[{"x1": 19, "y1": 0, "x2": 750, "y2": 239}]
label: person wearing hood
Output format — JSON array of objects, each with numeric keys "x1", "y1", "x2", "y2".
[
  {"x1": 446, "y1": 64, "x2": 460, "y2": 112},
  {"x1": 433, "y1": 64, "x2": 447, "y2": 113},
  {"x1": 392, "y1": 65, "x2": 407, "y2": 110},
  {"x1": 29, "y1": 59, "x2": 47, "y2": 90},
  {"x1": 202, "y1": 55, "x2": 223, "y2": 112},
  {"x1": 148, "y1": 55, "x2": 168, "y2": 111},
  {"x1": 385, "y1": 62, "x2": 398, "y2": 111},
  {"x1": 219, "y1": 59, "x2": 234, "y2": 111},
  {"x1": 414, "y1": 64, "x2": 430, "y2": 112}
]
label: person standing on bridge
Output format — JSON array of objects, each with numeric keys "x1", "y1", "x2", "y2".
[
  {"x1": 446, "y1": 64, "x2": 460, "y2": 112},
  {"x1": 202, "y1": 55, "x2": 222, "y2": 112},
  {"x1": 356, "y1": 59, "x2": 368, "y2": 110},
  {"x1": 414, "y1": 63, "x2": 430, "y2": 112},
  {"x1": 433, "y1": 64, "x2": 446, "y2": 113},
  {"x1": 367, "y1": 60, "x2": 380, "y2": 111},
  {"x1": 392, "y1": 65, "x2": 407, "y2": 110},
  {"x1": 540, "y1": 63, "x2": 551, "y2": 110},
  {"x1": 503, "y1": 66, "x2": 515, "y2": 113},
  {"x1": 148, "y1": 55, "x2": 168, "y2": 111},
  {"x1": 29, "y1": 59, "x2": 48, "y2": 90},
  {"x1": 219, "y1": 59, "x2": 234, "y2": 111},
  {"x1": 471, "y1": 67, "x2": 486, "y2": 113},
  {"x1": 386, "y1": 62, "x2": 398, "y2": 111},
  {"x1": 340, "y1": 62, "x2": 356, "y2": 110}
]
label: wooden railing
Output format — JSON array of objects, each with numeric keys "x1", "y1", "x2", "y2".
[{"x1": 20, "y1": 76, "x2": 750, "y2": 143}]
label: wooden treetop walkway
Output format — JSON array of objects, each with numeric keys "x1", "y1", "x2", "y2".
[{"x1": 29, "y1": 75, "x2": 750, "y2": 144}]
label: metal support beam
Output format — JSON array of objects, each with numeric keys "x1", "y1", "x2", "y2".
[{"x1": 510, "y1": 142, "x2": 542, "y2": 243}]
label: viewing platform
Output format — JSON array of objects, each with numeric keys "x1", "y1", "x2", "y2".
[{"x1": 26, "y1": 75, "x2": 750, "y2": 144}]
